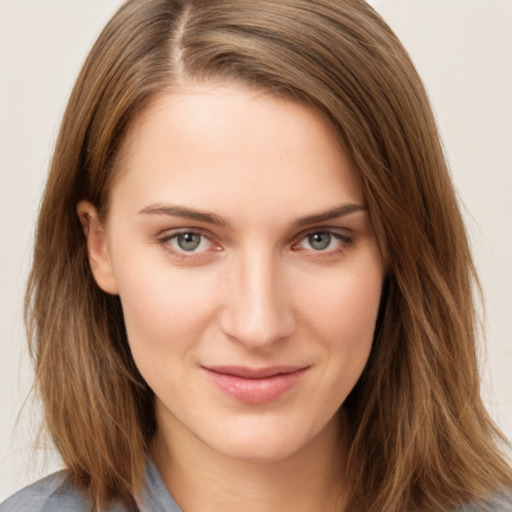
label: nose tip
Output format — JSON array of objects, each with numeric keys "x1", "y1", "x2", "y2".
[
  {"x1": 225, "y1": 299, "x2": 294, "y2": 350},
  {"x1": 220, "y1": 256, "x2": 296, "y2": 350}
]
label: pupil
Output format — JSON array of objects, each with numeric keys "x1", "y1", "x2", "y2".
[
  {"x1": 309, "y1": 232, "x2": 331, "y2": 250},
  {"x1": 178, "y1": 233, "x2": 201, "y2": 251}
]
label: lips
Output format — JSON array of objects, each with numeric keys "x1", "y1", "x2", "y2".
[{"x1": 202, "y1": 365, "x2": 309, "y2": 404}]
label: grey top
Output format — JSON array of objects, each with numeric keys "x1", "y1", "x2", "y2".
[
  {"x1": 0, "y1": 458, "x2": 182, "y2": 512},
  {"x1": 1, "y1": 458, "x2": 511, "y2": 511}
]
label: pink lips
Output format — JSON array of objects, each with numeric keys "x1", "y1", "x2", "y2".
[{"x1": 202, "y1": 365, "x2": 309, "y2": 404}]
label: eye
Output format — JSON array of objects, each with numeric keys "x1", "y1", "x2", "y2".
[
  {"x1": 162, "y1": 231, "x2": 216, "y2": 254},
  {"x1": 174, "y1": 232, "x2": 204, "y2": 251},
  {"x1": 294, "y1": 230, "x2": 351, "y2": 253},
  {"x1": 306, "y1": 232, "x2": 333, "y2": 251}
]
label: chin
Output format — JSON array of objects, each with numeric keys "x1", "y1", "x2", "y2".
[
  {"x1": 212, "y1": 436, "x2": 305, "y2": 464},
  {"x1": 203, "y1": 415, "x2": 332, "y2": 465}
]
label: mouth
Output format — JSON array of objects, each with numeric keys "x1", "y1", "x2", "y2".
[{"x1": 201, "y1": 365, "x2": 310, "y2": 405}]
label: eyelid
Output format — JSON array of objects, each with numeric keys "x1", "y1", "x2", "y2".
[
  {"x1": 294, "y1": 226, "x2": 352, "y2": 242},
  {"x1": 157, "y1": 228, "x2": 222, "y2": 259},
  {"x1": 157, "y1": 226, "x2": 219, "y2": 242},
  {"x1": 291, "y1": 227, "x2": 353, "y2": 253}
]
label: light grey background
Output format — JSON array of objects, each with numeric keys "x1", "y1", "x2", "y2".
[{"x1": 1, "y1": 0, "x2": 511, "y2": 500}]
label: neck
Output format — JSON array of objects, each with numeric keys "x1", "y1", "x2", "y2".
[{"x1": 150, "y1": 412, "x2": 349, "y2": 512}]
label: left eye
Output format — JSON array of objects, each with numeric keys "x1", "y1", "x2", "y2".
[
  {"x1": 167, "y1": 232, "x2": 213, "y2": 252},
  {"x1": 297, "y1": 231, "x2": 348, "y2": 252}
]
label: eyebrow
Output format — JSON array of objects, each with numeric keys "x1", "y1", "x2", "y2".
[
  {"x1": 139, "y1": 204, "x2": 228, "y2": 226},
  {"x1": 292, "y1": 203, "x2": 367, "y2": 228},
  {"x1": 138, "y1": 202, "x2": 367, "y2": 228}
]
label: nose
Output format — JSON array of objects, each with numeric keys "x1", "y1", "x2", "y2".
[{"x1": 220, "y1": 248, "x2": 296, "y2": 350}]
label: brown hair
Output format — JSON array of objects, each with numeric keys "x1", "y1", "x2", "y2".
[{"x1": 26, "y1": 0, "x2": 511, "y2": 510}]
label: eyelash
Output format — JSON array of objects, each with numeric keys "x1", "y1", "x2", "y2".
[
  {"x1": 157, "y1": 228, "x2": 353, "y2": 260},
  {"x1": 291, "y1": 230, "x2": 353, "y2": 255},
  {"x1": 158, "y1": 229, "x2": 220, "y2": 261}
]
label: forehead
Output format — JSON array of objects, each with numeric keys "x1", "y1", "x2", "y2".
[{"x1": 109, "y1": 84, "x2": 364, "y2": 222}]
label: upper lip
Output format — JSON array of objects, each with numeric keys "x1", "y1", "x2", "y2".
[{"x1": 203, "y1": 365, "x2": 309, "y2": 379}]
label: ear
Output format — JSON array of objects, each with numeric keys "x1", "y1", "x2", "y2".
[{"x1": 77, "y1": 200, "x2": 119, "y2": 295}]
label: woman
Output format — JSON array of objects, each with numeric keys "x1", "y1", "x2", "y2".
[{"x1": 1, "y1": 0, "x2": 511, "y2": 510}]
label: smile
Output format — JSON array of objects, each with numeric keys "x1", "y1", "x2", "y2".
[{"x1": 202, "y1": 365, "x2": 310, "y2": 405}]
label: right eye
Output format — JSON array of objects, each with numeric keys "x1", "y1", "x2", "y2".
[{"x1": 161, "y1": 231, "x2": 216, "y2": 254}]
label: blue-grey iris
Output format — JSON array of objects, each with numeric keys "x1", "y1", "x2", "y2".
[
  {"x1": 177, "y1": 233, "x2": 202, "y2": 251},
  {"x1": 308, "y1": 232, "x2": 331, "y2": 250}
]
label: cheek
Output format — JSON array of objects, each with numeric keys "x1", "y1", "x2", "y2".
[
  {"x1": 305, "y1": 263, "x2": 383, "y2": 342},
  {"x1": 302, "y1": 258, "x2": 383, "y2": 388},
  {"x1": 111, "y1": 252, "x2": 220, "y2": 367}
]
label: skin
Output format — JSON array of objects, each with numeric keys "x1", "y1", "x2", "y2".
[{"x1": 78, "y1": 84, "x2": 385, "y2": 511}]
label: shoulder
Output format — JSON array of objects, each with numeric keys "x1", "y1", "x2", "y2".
[
  {"x1": 0, "y1": 471, "x2": 94, "y2": 512},
  {"x1": 0, "y1": 458, "x2": 179, "y2": 512}
]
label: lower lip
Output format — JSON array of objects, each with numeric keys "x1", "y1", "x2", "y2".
[{"x1": 203, "y1": 368, "x2": 308, "y2": 405}]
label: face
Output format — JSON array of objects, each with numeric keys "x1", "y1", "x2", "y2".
[{"x1": 82, "y1": 84, "x2": 384, "y2": 463}]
